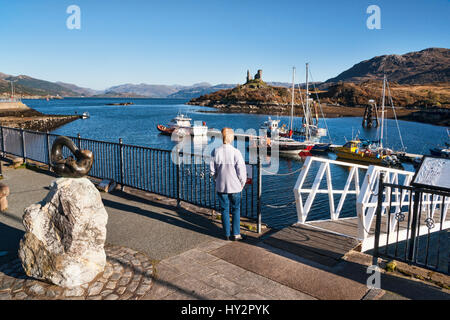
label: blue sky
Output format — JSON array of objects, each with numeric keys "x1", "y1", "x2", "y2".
[{"x1": 0, "y1": 0, "x2": 448, "y2": 90}]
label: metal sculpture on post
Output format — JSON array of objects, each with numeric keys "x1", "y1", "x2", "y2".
[
  {"x1": 20, "y1": 135, "x2": 107, "y2": 288},
  {"x1": 51, "y1": 136, "x2": 94, "y2": 178}
]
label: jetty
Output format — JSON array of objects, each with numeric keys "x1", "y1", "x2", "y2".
[{"x1": 0, "y1": 100, "x2": 80, "y2": 131}]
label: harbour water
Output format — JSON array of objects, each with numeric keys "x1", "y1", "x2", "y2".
[{"x1": 24, "y1": 98, "x2": 450, "y2": 229}]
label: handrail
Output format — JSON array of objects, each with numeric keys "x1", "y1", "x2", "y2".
[
  {"x1": 292, "y1": 157, "x2": 448, "y2": 241},
  {"x1": 0, "y1": 125, "x2": 262, "y2": 230}
]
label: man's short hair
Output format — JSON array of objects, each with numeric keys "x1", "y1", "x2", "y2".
[{"x1": 221, "y1": 127, "x2": 234, "y2": 144}]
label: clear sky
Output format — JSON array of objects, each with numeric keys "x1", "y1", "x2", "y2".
[{"x1": 0, "y1": 0, "x2": 448, "y2": 90}]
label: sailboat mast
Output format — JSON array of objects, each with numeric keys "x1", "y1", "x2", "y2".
[
  {"x1": 305, "y1": 63, "x2": 310, "y2": 140},
  {"x1": 380, "y1": 75, "x2": 386, "y2": 149},
  {"x1": 290, "y1": 67, "x2": 295, "y2": 132}
]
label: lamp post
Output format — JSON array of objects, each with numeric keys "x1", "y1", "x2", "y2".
[{"x1": 9, "y1": 80, "x2": 18, "y2": 101}]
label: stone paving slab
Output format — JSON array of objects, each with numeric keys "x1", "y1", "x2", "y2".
[
  {"x1": 142, "y1": 240, "x2": 316, "y2": 300},
  {"x1": 263, "y1": 224, "x2": 360, "y2": 267},
  {"x1": 0, "y1": 244, "x2": 154, "y2": 300},
  {"x1": 210, "y1": 241, "x2": 369, "y2": 300}
]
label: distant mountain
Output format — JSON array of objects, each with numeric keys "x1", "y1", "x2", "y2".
[
  {"x1": 56, "y1": 82, "x2": 101, "y2": 96},
  {"x1": 2, "y1": 47, "x2": 448, "y2": 100},
  {"x1": 325, "y1": 48, "x2": 450, "y2": 84},
  {"x1": 1, "y1": 74, "x2": 78, "y2": 96},
  {"x1": 104, "y1": 83, "x2": 186, "y2": 98},
  {"x1": 104, "y1": 82, "x2": 226, "y2": 98},
  {"x1": 167, "y1": 84, "x2": 236, "y2": 99}
]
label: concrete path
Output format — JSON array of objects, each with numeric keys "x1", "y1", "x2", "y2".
[{"x1": 1, "y1": 165, "x2": 448, "y2": 300}]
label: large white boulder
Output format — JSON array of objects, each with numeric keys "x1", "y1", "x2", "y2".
[{"x1": 19, "y1": 178, "x2": 108, "y2": 288}]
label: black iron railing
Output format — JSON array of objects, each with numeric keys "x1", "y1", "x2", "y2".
[
  {"x1": 0, "y1": 126, "x2": 262, "y2": 231},
  {"x1": 373, "y1": 172, "x2": 449, "y2": 274}
]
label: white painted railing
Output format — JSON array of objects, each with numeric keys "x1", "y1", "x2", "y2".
[
  {"x1": 356, "y1": 164, "x2": 417, "y2": 240},
  {"x1": 293, "y1": 157, "x2": 367, "y2": 223},
  {"x1": 293, "y1": 157, "x2": 450, "y2": 243}
]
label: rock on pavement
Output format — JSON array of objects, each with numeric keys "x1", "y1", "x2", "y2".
[{"x1": 18, "y1": 178, "x2": 108, "y2": 288}]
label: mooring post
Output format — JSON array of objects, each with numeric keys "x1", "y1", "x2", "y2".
[
  {"x1": 373, "y1": 172, "x2": 385, "y2": 261},
  {"x1": 20, "y1": 128, "x2": 26, "y2": 164},
  {"x1": 257, "y1": 146, "x2": 262, "y2": 234},
  {"x1": 46, "y1": 131, "x2": 51, "y2": 169},
  {"x1": 119, "y1": 138, "x2": 125, "y2": 191}
]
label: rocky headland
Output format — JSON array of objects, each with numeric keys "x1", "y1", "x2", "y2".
[{"x1": 188, "y1": 70, "x2": 450, "y2": 126}]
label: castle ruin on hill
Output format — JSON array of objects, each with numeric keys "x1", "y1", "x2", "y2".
[{"x1": 246, "y1": 69, "x2": 263, "y2": 83}]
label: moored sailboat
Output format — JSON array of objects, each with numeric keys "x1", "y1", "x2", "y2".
[{"x1": 255, "y1": 66, "x2": 316, "y2": 156}]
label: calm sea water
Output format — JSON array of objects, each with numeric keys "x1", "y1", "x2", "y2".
[{"x1": 23, "y1": 98, "x2": 449, "y2": 229}]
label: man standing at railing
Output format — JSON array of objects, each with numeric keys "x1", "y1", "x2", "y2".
[{"x1": 210, "y1": 127, "x2": 247, "y2": 241}]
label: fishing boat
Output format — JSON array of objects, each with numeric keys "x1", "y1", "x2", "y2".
[
  {"x1": 81, "y1": 112, "x2": 90, "y2": 119},
  {"x1": 335, "y1": 75, "x2": 403, "y2": 167},
  {"x1": 334, "y1": 140, "x2": 400, "y2": 166},
  {"x1": 156, "y1": 124, "x2": 174, "y2": 136},
  {"x1": 157, "y1": 113, "x2": 208, "y2": 137}
]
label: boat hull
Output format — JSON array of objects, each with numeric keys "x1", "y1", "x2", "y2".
[
  {"x1": 430, "y1": 148, "x2": 450, "y2": 158},
  {"x1": 157, "y1": 124, "x2": 175, "y2": 136},
  {"x1": 335, "y1": 150, "x2": 385, "y2": 165}
]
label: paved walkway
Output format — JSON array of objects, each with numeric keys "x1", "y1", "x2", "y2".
[
  {"x1": 143, "y1": 240, "x2": 314, "y2": 300},
  {"x1": 1, "y1": 165, "x2": 449, "y2": 300}
]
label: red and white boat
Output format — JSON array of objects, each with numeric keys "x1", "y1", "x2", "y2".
[
  {"x1": 156, "y1": 124, "x2": 175, "y2": 135},
  {"x1": 157, "y1": 113, "x2": 208, "y2": 137}
]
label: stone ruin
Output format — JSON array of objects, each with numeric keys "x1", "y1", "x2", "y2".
[
  {"x1": 246, "y1": 69, "x2": 263, "y2": 83},
  {"x1": 255, "y1": 69, "x2": 262, "y2": 80}
]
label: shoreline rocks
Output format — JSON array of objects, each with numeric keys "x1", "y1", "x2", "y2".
[{"x1": 189, "y1": 101, "x2": 450, "y2": 126}]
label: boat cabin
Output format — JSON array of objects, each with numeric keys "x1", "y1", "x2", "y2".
[
  {"x1": 168, "y1": 114, "x2": 192, "y2": 128},
  {"x1": 342, "y1": 140, "x2": 361, "y2": 153}
]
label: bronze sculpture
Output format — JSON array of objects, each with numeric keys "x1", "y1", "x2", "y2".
[{"x1": 51, "y1": 136, "x2": 94, "y2": 178}]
